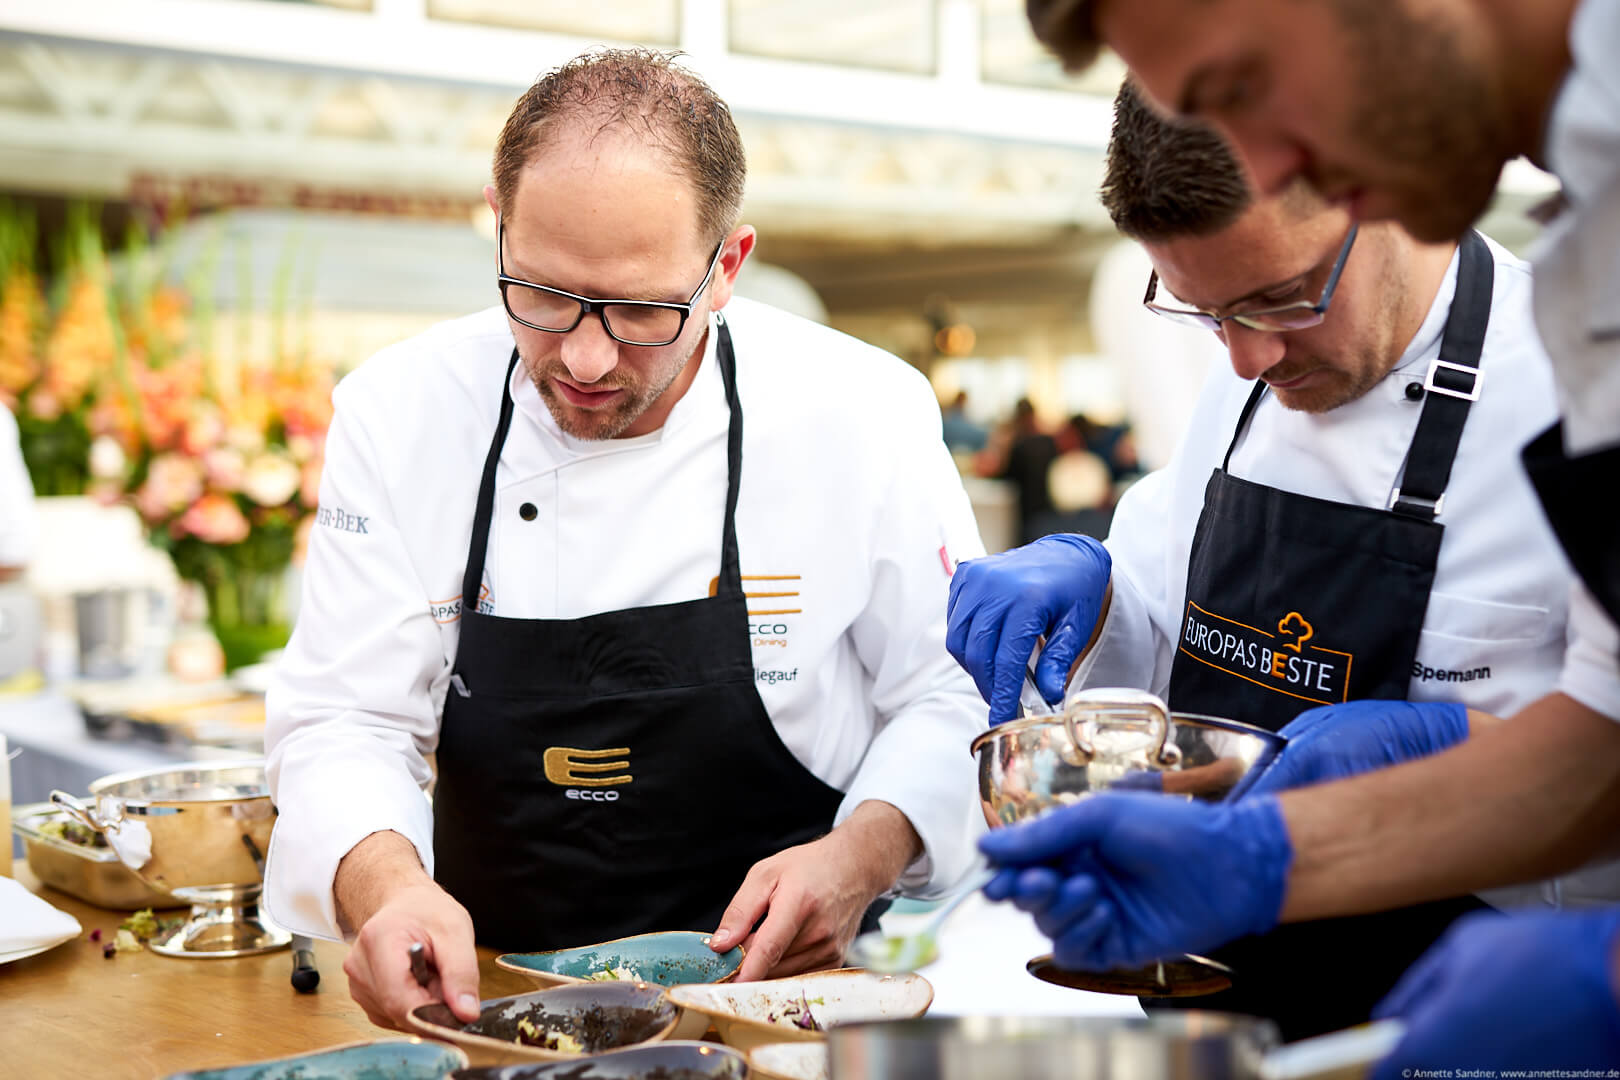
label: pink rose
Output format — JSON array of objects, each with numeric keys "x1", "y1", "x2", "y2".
[
  {"x1": 176, "y1": 493, "x2": 250, "y2": 545},
  {"x1": 135, "y1": 453, "x2": 205, "y2": 522}
]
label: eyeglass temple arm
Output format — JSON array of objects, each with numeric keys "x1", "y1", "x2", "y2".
[{"x1": 1315, "y1": 224, "x2": 1359, "y2": 311}]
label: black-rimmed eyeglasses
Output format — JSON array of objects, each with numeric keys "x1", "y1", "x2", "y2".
[
  {"x1": 1144, "y1": 225, "x2": 1359, "y2": 333},
  {"x1": 496, "y1": 218, "x2": 724, "y2": 347}
]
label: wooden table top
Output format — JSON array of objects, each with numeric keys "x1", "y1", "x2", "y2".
[{"x1": 0, "y1": 867, "x2": 535, "y2": 1078}]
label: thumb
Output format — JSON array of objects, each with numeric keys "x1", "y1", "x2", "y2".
[
  {"x1": 1034, "y1": 618, "x2": 1084, "y2": 704},
  {"x1": 978, "y1": 797, "x2": 1114, "y2": 866},
  {"x1": 710, "y1": 867, "x2": 774, "y2": 956},
  {"x1": 431, "y1": 932, "x2": 483, "y2": 1023}
]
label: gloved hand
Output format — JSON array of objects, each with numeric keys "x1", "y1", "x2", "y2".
[
  {"x1": 978, "y1": 791, "x2": 1292, "y2": 971},
  {"x1": 1243, "y1": 700, "x2": 1468, "y2": 798},
  {"x1": 945, "y1": 534, "x2": 1111, "y2": 725},
  {"x1": 1371, "y1": 906, "x2": 1620, "y2": 1079}
]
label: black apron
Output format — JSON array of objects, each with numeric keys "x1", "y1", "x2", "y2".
[
  {"x1": 432, "y1": 319, "x2": 851, "y2": 951},
  {"x1": 1150, "y1": 231, "x2": 1496, "y2": 1040},
  {"x1": 1523, "y1": 422, "x2": 1620, "y2": 630}
]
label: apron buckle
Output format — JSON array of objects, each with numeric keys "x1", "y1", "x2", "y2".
[{"x1": 1423, "y1": 357, "x2": 1482, "y2": 401}]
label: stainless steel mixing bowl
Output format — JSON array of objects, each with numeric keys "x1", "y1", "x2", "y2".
[
  {"x1": 50, "y1": 760, "x2": 289, "y2": 958},
  {"x1": 972, "y1": 688, "x2": 1285, "y2": 827}
]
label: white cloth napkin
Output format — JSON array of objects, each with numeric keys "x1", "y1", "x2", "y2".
[{"x1": 0, "y1": 875, "x2": 83, "y2": 956}]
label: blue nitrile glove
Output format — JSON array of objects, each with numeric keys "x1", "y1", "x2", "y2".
[
  {"x1": 1244, "y1": 700, "x2": 1469, "y2": 798},
  {"x1": 945, "y1": 534, "x2": 1111, "y2": 726},
  {"x1": 1371, "y1": 906, "x2": 1620, "y2": 1079},
  {"x1": 979, "y1": 791, "x2": 1292, "y2": 971}
]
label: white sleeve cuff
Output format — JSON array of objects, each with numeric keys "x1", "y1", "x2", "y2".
[
  {"x1": 1556, "y1": 583, "x2": 1620, "y2": 722},
  {"x1": 264, "y1": 747, "x2": 435, "y2": 942}
]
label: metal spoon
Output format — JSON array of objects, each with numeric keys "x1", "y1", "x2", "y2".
[
  {"x1": 846, "y1": 870, "x2": 996, "y2": 973},
  {"x1": 1019, "y1": 655, "x2": 1057, "y2": 718}
]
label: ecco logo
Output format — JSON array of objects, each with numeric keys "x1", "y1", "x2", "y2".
[
  {"x1": 565, "y1": 789, "x2": 620, "y2": 802},
  {"x1": 748, "y1": 623, "x2": 789, "y2": 635},
  {"x1": 543, "y1": 746, "x2": 633, "y2": 789}
]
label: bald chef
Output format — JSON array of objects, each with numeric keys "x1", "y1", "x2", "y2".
[{"x1": 263, "y1": 49, "x2": 987, "y2": 1031}]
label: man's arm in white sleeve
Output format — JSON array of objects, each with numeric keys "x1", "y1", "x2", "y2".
[
  {"x1": 0, "y1": 404, "x2": 35, "y2": 575},
  {"x1": 264, "y1": 368, "x2": 448, "y2": 941},
  {"x1": 837, "y1": 379, "x2": 991, "y2": 900},
  {"x1": 1072, "y1": 460, "x2": 1186, "y2": 696}
]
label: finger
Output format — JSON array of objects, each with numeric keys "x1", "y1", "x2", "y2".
[
  {"x1": 1051, "y1": 900, "x2": 1116, "y2": 971},
  {"x1": 1030, "y1": 873, "x2": 1101, "y2": 938},
  {"x1": 1008, "y1": 866, "x2": 1062, "y2": 914},
  {"x1": 1276, "y1": 705, "x2": 1335, "y2": 739},
  {"x1": 983, "y1": 868, "x2": 1022, "y2": 902},
  {"x1": 774, "y1": 937, "x2": 845, "y2": 978},
  {"x1": 735, "y1": 894, "x2": 804, "y2": 982},
  {"x1": 989, "y1": 606, "x2": 1047, "y2": 725},
  {"x1": 345, "y1": 939, "x2": 430, "y2": 1032},
  {"x1": 428, "y1": 930, "x2": 484, "y2": 1024},
  {"x1": 961, "y1": 606, "x2": 1008, "y2": 712},
  {"x1": 1034, "y1": 617, "x2": 1084, "y2": 704},
  {"x1": 1372, "y1": 940, "x2": 1454, "y2": 1022},
  {"x1": 367, "y1": 935, "x2": 448, "y2": 1028},
  {"x1": 712, "y1": 866, "x2": 777, "y2": 955},
  {"x1": 979, "y1": 796, "x2": 1122, "y2": 866}
]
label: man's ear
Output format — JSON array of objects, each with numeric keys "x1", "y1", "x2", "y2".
[
  {"x1": 707, "y1": 225, "x2": 757, "y2": 312},
  {"x1": 483, "y1": 184, "x2": 500, "y2": 217}
]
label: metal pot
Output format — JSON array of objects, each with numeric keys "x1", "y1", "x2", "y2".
[
  {"x1": 826, "y1": 1013, "x2": 1403, "y2": 1080},
  {"x1": 972, "y1": 688, "x2": 1285, "y2": 827},
  {"x1": 50, "y1": 760, "x2": 289, "y2": 958}
]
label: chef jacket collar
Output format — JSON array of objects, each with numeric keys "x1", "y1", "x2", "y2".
[{"x1": 507, "y1": 309, "x2": 725, "y2": 458}]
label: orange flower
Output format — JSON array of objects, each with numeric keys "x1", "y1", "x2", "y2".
[
  {"x1": 176, "y1": 492, "x2": 250, "y2": 545},
  {"x1": 0, "y1": 268, "x2": 42, "y2": 396},
  {"x1": 42, "y1": 273, "x2": 116, "y2": 411}
]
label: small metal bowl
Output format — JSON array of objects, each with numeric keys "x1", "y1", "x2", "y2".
[
  {"x1": 972, "y1": 688, "x2": 1284, "y2": 827},
  {"x1": 49, "y1": 761, "x2": 288, "y2": 957}
]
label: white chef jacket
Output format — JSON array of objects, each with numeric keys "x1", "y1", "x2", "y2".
[
  {"x1": 264, "y1": 297, "x2": 990, "y2": 941},
  {"x1": 0, "y1": 404, "x2": 34, "y2": 568},
  {"x1": 1531, "y1": 0, "x2": 1620, "y2": 723},
  {"x1": 1077, "y1": 236, "x2": 1620, "y2": 906}
]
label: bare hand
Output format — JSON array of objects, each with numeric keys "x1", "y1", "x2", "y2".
[
  {"x1": 333, "y1": 831, "x2": 480, "y2": 1030},
  {"x1": 711, "y1": 801, "x2": 921, "y2": 981},
  {"x1": 342, "y1": 880, "x2": 480, "y2": 1030}
]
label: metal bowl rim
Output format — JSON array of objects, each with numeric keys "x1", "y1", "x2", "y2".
[
  {"x1": 87, "y1": 759, "x2": 270, "y2": 803},
  {"x1": 971, "y1": 711, "x2": 1283, "y2": 755},
  {"x1": 825, "y1": 1009, "x2": 1277, "y2": 1042}
]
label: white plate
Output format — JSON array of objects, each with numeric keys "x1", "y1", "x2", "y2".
[{"x1": 0, "y1": 929, "x2": 80, "y2": 965}]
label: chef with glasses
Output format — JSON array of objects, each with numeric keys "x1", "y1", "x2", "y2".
[
  {"x1": 947, "y1": 84, "x2": 1588, "y2": 1038},
  {"x1": 263, "y1": 50, "x2": 988, "y2": 1031}
]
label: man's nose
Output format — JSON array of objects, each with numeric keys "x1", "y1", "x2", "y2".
[
  {"x1": 559, "y1": 312, "x2": 621, "y2": 384},
  {"x1": 1222, "y1": 323, "x2": 1287, "y2": 382},
  {"x1": 1222, "y1": 125, "x2": 1310, "y2": 199}
]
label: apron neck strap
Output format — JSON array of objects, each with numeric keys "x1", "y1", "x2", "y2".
[
  {"x1": 462, "y1": 316, "x2": 747, "y2": 610},
  {"x1": 461, "y1": 349, "x2": 522, "y2": 610},
  {"x1": 1218, "y1": 230, "x2": 1494, "y2": 522},
  {"x1": 1387, "y1": 229, "x2": 1493, "y2": 520}
]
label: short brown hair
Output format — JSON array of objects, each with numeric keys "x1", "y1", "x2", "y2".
[
  {"x1": 1026, "y1": 0, "x2": 1102, "y2": 73},
  {"x1": 1099, "y1": 81, "x2": 1253, "y2": 241},
  {"x1": 492, "y1": 48, "x2": 746, "y2": 246}
]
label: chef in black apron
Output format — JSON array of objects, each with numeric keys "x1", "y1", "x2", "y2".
[
  {"x1": 1145, "y1": 230, "x2": 1497, "y2": 1039},
  {"x1": 431, "y1": 319, "x2": 881, "y2": 951}
]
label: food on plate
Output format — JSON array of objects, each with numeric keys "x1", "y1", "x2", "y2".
[
  {"x1": 586, "y1": 965, "x2": 641, "y2": 982},
  {"x1": 767, "y1": 991, "x2": 824, "y2": 1032},
  {"x1": 39, "y1": 819, "x2": 107, "y2": 848},
  {"x1": 514, "y1": 1016, "x2": 584, "y2": 1054}
]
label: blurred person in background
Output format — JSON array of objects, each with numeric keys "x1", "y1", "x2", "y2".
[
  {"x1": 264, "y1": 48, "x2": 988, "y2": 1032},
  {"x1": 969, "y1": 0, "x2": 1620, "y2": 1070},
  {"x1": 978, "y1": 397, "x2": 1060, "y2": 544},
  {"x1": 950, "y1": 81, "x2": 1606, "y2": 1039},
  {"x1": 940, "y1": 389, "x2": 988, "y2": 454}
]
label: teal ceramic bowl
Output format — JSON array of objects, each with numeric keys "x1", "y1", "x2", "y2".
[
  {"x1": 450, "y1": 1040, "x2": 748, "y2": 1079},
  {"x1": 497, "y1": 931, "x2": 745, "y2": 1041},
  {"x1": 164, "y1": 1038, "x2": 468, "y2": 1079},
  {"x1": 496, "y1": 931, "x2": 745, "y2": 990}
]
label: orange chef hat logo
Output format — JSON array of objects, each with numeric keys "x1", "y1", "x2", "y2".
[{"x1": 1276, "y1": 612, "x2": 1315, "y2": 653}]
